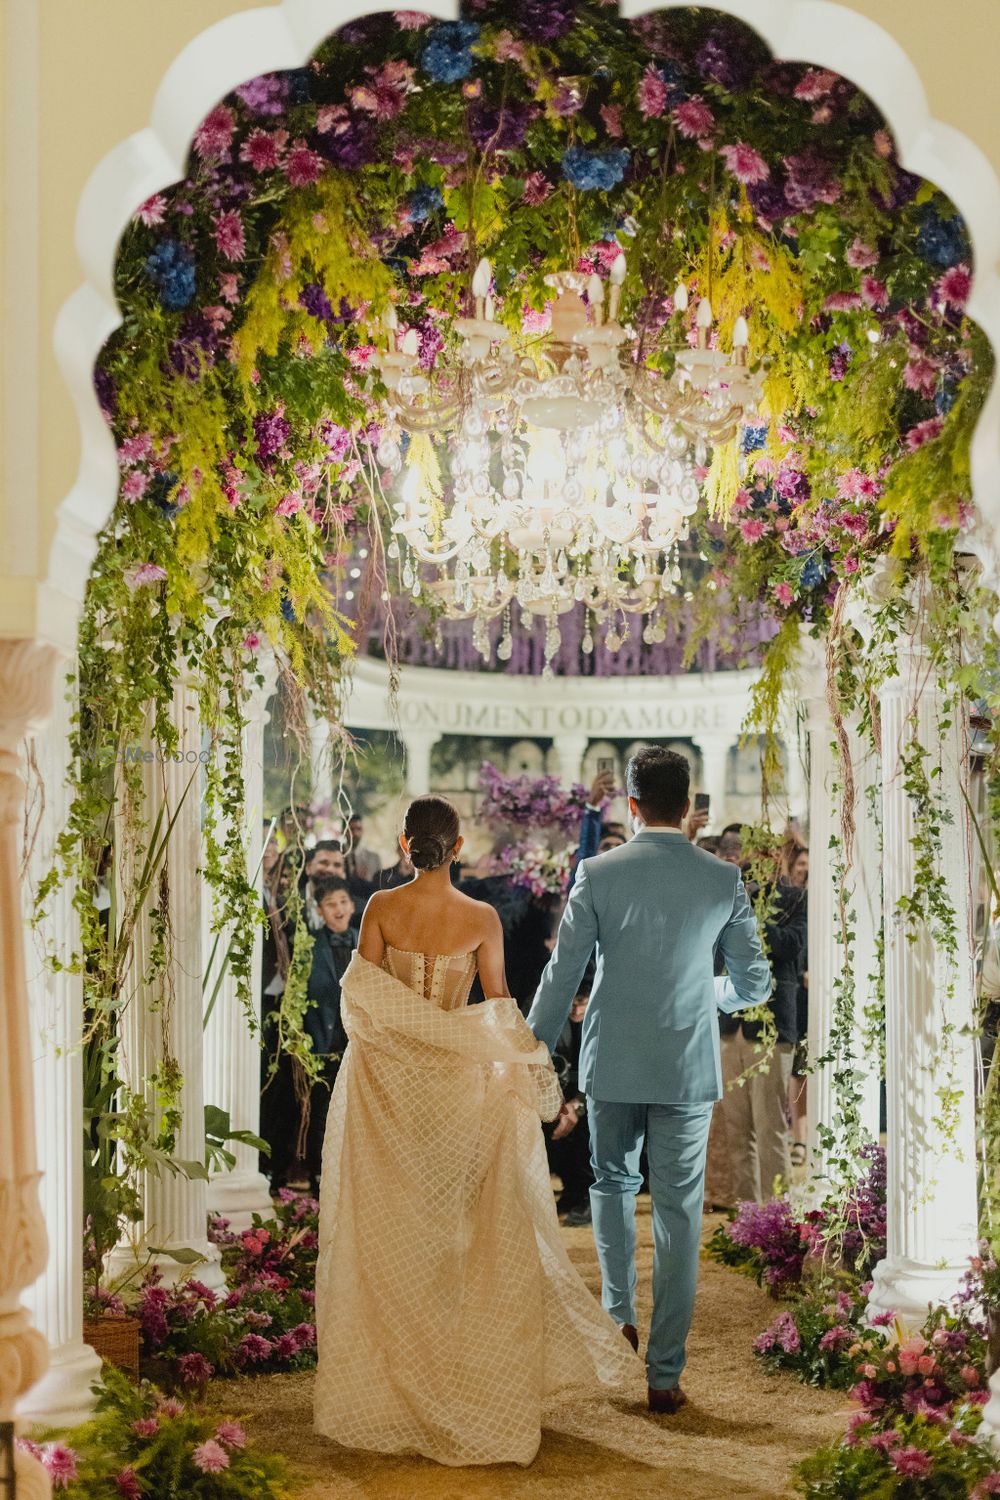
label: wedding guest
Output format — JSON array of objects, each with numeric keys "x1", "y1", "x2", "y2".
[
  {"x1": 717, "y1": 829, "x2": 743, "y2": 865},
  {"x1": 546, "y1": 979, "x2": 595, "y2": 1225},
  {"x1": 260, "y1": 849, "x2": 300, "y2": 1191},
  {"x1": 597, "y1": 829, "x2": 626, "y2": 853},
  {"x1": 569, "y1": 770, "x2": 616, "y2": 888},
  {"x1": 719, "y1": 850, "x2": 807, "y2": 1202},
  {"x1": 300, "y1": 840, "x2": 347, "y2": 929},
  {"x1": 781, "y1": 842, "x2": 810, "y2": 1167},
  {"x1": 375, "y1": 849, "x2": 415, "y2": 890},
  {"x1": 344, "y1": 814, "x2": 381, "y2": 883},
  {"x1": 302, "y1": 877, "x2": 358, "y2": 1196}
]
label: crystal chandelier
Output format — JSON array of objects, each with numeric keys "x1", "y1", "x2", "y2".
[{"x1": 375, "y1": 254, "x2": 762, "y2": 670}]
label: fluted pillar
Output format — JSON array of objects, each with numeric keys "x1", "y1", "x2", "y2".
[
  {"x1": 781, "y1": 712, "x2": 808, "y2": 831},
  {"x1": 845, "y1": 723, "x2": 883, "y2": 1140},
  {"x1": 401, "y1": 728, "x2": 441, "y2": 796},
  {"x1": 804, "y1": 690, "x2": 839, "y2": 1181},
  {"x1": 109, "y1": 680, "x2": 222, "y2": 1287},
  {"x1": 867, "y1": 645, "x2": 976, "y2": 1324},
  {"x1": 691, "y1": 733, "x2": 731, "y2": 830},
  {"x1": 18, "y1": 669, "x2": 101, "y2": 1426},
  {"x1": 552, "y1": 732, "x2": 589, "y2": 790},
  {"x1": 204, "y1": 654, "x2": 277, "y2": 1229},
  {"x1": 0, "y1": 639, "x2": 57, "y2": 1499}
]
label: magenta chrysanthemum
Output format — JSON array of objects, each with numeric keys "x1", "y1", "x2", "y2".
[
  {"x1": 192, "y1": 1439, "x2": 230, "y2": 1475},
  {"x1": 637, "y1": 64, "x2": 668, "y2": 119},
  {"x1": 240, "y1": 128, "x2": 288, "y2": 172},
  {"x1": 214, "y1": 1421, "x2": 247, "y2": 1450},
  {"x1": 673, "y1": 97, "x2": 715, "y2": 139},
  {"x1": 192, "y1": 105, "x2": 235, "y2": 161},
  {"x1": 938, "y1": 264, "x2": 972, "y2": 308},
  {"x1": 286, "y1": 140, "x2": 324, "y2": 188},
  {"x1": 213, "y1": 210, "x2": 245, "y2": 262},
  {"x1": 720, "y1": 142, "x2": 769, "y2": 184},
  {"x1": 43, "y1": 1444, "x2": 79, "y2": 1489}
]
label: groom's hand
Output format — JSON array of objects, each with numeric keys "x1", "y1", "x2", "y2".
[{"x1": 551, "y1": 1100, "x2": 580, "y2": 1140}]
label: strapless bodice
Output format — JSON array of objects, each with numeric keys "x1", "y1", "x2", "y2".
[{"x1": 382, "y1": 945, "x2": 477, "y2": 1011}]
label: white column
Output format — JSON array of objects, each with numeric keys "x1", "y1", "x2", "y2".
[
  {"x1": 0, "y1": 640, "x2": 56, "y2": 1499},
  {"x1": 109, "y1": 680, "x2": 222, "y2": 1288},
  {"x1": 781, "y1": 710, "x2": 808, "y2": 831},
  {"x1": 552, "y1": 732, "x2": 589, "y2": 789},
  {"x1": 401, "y1": 728, "x2": 441, "y2": 795},
  {"x1": 204, "y1": 655, "x2": 277, "y2": 1230},
  {"x1": 845, "y1": 724, "x2": 883, "y2": 1141},
  {"x1": 18, "y1": 669, "x2": 101, "y2": 1426},
  {"x1": 867, "y1": 647, "x2": 977, "y2": 1325},
  {"x1": 309, "y1": 711, "x2": 330, "y2": 811},
  {"x1": 804, "y1": 691, "x2": 839, "y2": 1181},
  {"x1": 691, "y1": 733, "x2": 731, "y2": 831}
]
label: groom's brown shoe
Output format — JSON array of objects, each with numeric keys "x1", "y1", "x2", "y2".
[
  {"x1": 620, "y1": 1323, "x2": 639, "y2": 1353},
  {"x1": 648, "y1": 1385, "x2": 687, "y2": 1415}
]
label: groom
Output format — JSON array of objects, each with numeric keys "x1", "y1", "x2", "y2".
[{"x1": 527, "y1": 746, "x2": 771, "y2": 1412}]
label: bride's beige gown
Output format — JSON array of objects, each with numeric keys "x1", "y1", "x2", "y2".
[{"x1": 313, "y1": 947, "x2": 636, "y2": 1467}]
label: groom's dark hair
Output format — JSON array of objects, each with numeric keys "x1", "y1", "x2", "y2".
[{"x1": 626, "y1": 746, "x2": 690, "y2": 824}]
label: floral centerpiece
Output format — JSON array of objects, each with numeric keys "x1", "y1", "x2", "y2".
[{"x1": 476, "y1": 762, "x2": 589, "y2": 838}]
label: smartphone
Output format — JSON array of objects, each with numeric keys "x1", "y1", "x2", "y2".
[
  {"x1": 597, "y1": 756, "x2": 615, "y2": 776},
  {"x1": 694, "y1": 792, "x2": 711, "y2": 813}
]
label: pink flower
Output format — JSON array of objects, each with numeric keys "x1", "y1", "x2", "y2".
[
  {"x1": 739, "y1": 518, "x2": 767, "y2": 543},
  {"x1": 521, "y1": 173, "x2": 551, "y2": 206},
  {"x1": 890, "y1": 1446, "x2": 932, "y2": 1479},
  {"x1": 286, "y1": 140, "x2": 324, "y2": 188},
  {"x1": 600, "y1": 103, "x2": 623, "y2": 138},
  {"x1": 156, "y1": 1396, "x2": 185, "y2": 1418},
  {"x1": 638, "y1": 64, "x2": 668, "y2": 120},
  {"x1": 846, "y1": 237, "x2": 879, "y2": 269},
  {"x1": 122, "y1": 469, "x2": 149, "y2": 502},
  {"x1": 904, "y1": 356, "x2": 938, "y2": 399},
  {"x1": 214, "y1": 1422, "x2": 246, "y2": 1450},
  {"x1": 240, "y1": 128, "x2": 288, "y2": 172},
  {"x1": 219, "y1": 273, "x2": 241, "y2": 305},
  {"x1": 773, "y1": 581, "x2": 794, "y2": 606},
  {"x1": 874, "y1": 128, "x2": 894, "y2": 158},
  {"x1": 114, "y1": 1470, "x2": 142, "y2": 1499},
  {"x1": 132, "y1": 1418, "x2": 159, "y2": 1437},
  {"x1": 43, "y1": 1444, "x2": 79, "y2": 1489},
  {"x1": 346, "y1": 345, "x2": 376, "y2": 372},
  {"x1": 242, "y1": 632, "x2": 261, "y2": 652},
  {"x1": 351, "y1": 60, "x2": 413, "y2": 121},
  {"x1": 316, "y1": 104, "x2": 348, "y2": 134},
  {"x1": 192, "y1": 1439, "x2": 230, "y2": 1475},
  {"x1": 521, "y1": 303, "x2": 552, "y2": 334},
  {"x1": 961, "y1": 1364, "x2": 981, "y2": 1386},
  {"x1": 493, "y1": 30, "x2": 527, "y2": 63},
  {"x1": 897, "y1": 1335, "x2": 928, "y2": 1376},
  {"x1": 394, "y1": 10, "x2": 431, "y2": 28},
  {"x1": 938, "y1": 264, "x2": 972, "y2": 308},
  {"x1": 213, "y1": 210, "x2": 245, "y2": 262},
  {"x1": 861, "y1": 276, "x2": 887, "y2": 309},
  {"x1": 134, "y1": 193, "x2": 167, "y2": 227},
  {"x1": 119, "y1": 432, "x2": 153, "y2": 466},
  {"x1": 916, "y1": 1354, "x2": 936, "y2": 1376},
  {"x1": 673, "y1": 97, "x2": 715, "y2": 139},
  {"x1": 126, "y1": 563, "x2": 168, "y2": 591},
  {"x1": 971, "y1": 1476, "x2": 1000, "y2": 1498},
  {"x1": 720, "y1": 143, "x2": 769, "y2": 185},
  {"x1": 793, "y1": 68, "x2": 838, "y2": 100},
  {"x1": 823, "y1": 291, "x2": 863, "y2": 311},
  {"x1": 192, "y1": 104, "x2": 235, "y2": 161}
]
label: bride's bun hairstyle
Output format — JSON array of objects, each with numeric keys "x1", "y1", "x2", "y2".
[{"x1": 403, "y1": 795, "x2": 461, "y2": 871}]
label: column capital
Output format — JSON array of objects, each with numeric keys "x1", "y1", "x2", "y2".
[{"x1": 0, "y1": 639, "x2": 60, "y2": 755}]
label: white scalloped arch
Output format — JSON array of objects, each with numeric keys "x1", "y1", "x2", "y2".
[{"x1": 50, "y1": 0, "x2": 1000, "y2": 622}]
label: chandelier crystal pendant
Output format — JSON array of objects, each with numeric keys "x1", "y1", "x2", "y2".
[{"x1": 374, "y1": 254, "x2": 763, "y2": 672}]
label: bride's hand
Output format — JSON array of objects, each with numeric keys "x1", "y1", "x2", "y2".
[{"x1": 551, "y1": 1099, "x2": 580, "y2": 1140}]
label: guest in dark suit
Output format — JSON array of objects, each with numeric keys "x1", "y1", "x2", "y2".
[
  {"x1": 546, "y1": 975, "x2": 595, "y2": 1225},
  {"x1": 375, "y1": 849, "x2": 415, "y2": 890},
  {"x1": 303, "y1": 877, "x2": 358, "y2": 1196}
]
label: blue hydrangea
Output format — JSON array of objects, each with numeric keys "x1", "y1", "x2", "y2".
[
  {"x1": 421, "y1": 21, "x2": 479, "y2": 84},
  {"x1": 561, "y1": 146, "x2": 630, "y2": 192},
  {"x1": 280, "y1": 590, "x2": 297, "y2": 623},
  {"x1": 147, "y1": 470, "x2": 180, "y2": 519},
  {"x1": 917, "y1": 207, "x2": 970, "y2": 269},
  {"x1": 800, "y1": 553, "x2": 830, "y2": 590},
  {"x1": 740, "y1": 424, "x2": 768, "y2": 455},
  {"x1": 936, "y1": 380, "x2": 958, "y2": 416},
  {"x1": 145, "y1": 240, "x2": 196, "y2": 311},
  {"x1": 407, "y1": 186, "x2": 444, "y2": 223}
]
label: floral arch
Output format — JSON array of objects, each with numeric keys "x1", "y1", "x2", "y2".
[{"x1": 6, "y1": 2, "x2": 1000, "y2": 1496}]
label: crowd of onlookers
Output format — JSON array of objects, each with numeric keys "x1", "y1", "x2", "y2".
[{"x1": 258, "y1": 781, "x2": 809, "y2": 1216}]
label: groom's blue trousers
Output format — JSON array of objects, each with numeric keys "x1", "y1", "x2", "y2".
[{"x1": 588, "y1": 1099, "x2": 714, "y2": 1389}]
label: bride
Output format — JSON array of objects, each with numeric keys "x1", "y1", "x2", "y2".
[{"x1": 313, "y1": 795, "x2": 636, "y2": 1466}]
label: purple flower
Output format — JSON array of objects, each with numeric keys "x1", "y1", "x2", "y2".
[
  {"x1": 236, "y1": 1332, "x2": 274, "y2": 1366},
  {"x1": 695, "y1": 26, "x2": 761, "y2": 93},
  {"x1": 467, "y1": 102, "x2": 534, "y2": 153},
  {"x1": 235, "y1": 74, "x2": 289, "y2": 116},
  {"x1": 783, "y1": 148, "x2": 841, "y2": 211},
  {"x1": 515, "y1": 0, "x2": 575, "y2": 42},
  {"x1": 300, "y1": 283, "x2": 335, "y2": 323},
  {"x1": 176, "y1": 1351, "x2": 214, "y2": 1388},
  {"x1": 890, "y1": 1446, "x2": 932, "y2": 1478},
  {"x1": 253, "y1": 406, "x2": 291, "y2": 465}
]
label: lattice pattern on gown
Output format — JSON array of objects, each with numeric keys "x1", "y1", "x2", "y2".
[{"x1": 314, "y1": 951, "x2": 636, "y2": 1467}]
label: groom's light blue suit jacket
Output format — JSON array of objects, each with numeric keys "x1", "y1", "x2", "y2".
[{"x1": 527, "y1": 830, "x2": 772, "y2": 1104}]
